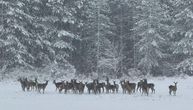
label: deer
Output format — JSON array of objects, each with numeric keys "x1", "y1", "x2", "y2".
[
  {"x1": 58, "y1": 81, "x2": 66, "y2": 93},
  {"x1": 36, "y1": 80, "x2": 49, "y2": 94},
  {"x1": 71, "y1": 79, "x2": 82, "y2": 94},
  {"x1": 120, "y1": 80, "x2": 127, "y2": 94},
  {"x1": 95, "y1": 79, "x2": 105, "y2": 94},
  {"x1": 137, "y1": 80, "x2": 143, "y2": 93},
  {"x1": 126, "y1": 81, "x2": 136, "y2": 93},
  {"x1": 78, "y1": 81, "x2": 85, "y2": 94},
  {"x1": 113, "y1": 81, "x2": 119, "y2": 93},
  {"x1": 23, "y1": 78, "x2": 31, "y2": 91},
  {"x1": 125, "y1": 81, "x2": 132, "y2": 94},
  {"x1": 53, "y1": 80, "x2": 64, "y2": 91},
  {"x1": 85, "y1": 80, "x2": 97, "y2": 94},
  {"x1": 169, "y1": 82, "x2": 177, "y2": 96},
  {"x1": 64, "y1": 81, "x2": 74, "y2": 93},
  {"x1": 105, "y1": 77, "x2": 116, "y2": 93},
  {"x1": 147, "y1": 83, "x2": 155, "y2": 93},
  {"x1": 18, "y1": 77, "x2": 28, "y2": 91},
  {"x1": 58, "y1": 81, "x2": 72, "y2": 94},
  {"x1": 141, "y1": 79, "x2": 149, "y2": 96},
  {"x1": 27, "y1": 78, "x2": 37, "y2": 91}
]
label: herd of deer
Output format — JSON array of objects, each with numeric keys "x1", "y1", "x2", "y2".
[{"x1": 18, "y1": 77, "x2": 178, "y2": 96}]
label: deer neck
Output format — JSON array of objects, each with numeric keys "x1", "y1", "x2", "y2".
[{"x1": 175, "y1": 84, "x2": 177, "y2": 89}]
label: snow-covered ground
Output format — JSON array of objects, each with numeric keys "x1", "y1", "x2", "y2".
[{"x1": 0, "y1": 77, "x2": 193, "y2": 110}]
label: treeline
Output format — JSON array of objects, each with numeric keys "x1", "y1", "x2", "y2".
[{"x1": 0, "y1": 0, "x2": 193, "y2": 78}]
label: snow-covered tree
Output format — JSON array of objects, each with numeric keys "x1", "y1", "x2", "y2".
[
  {"x1": 169, "y1": 0, "x2": 193, "y2": 75},
  {"x1": 133, "y1": 0, "x2": 170, "y2": 75},
  {"x1": 0, "y1": 0, "x2": 35, "y2": 71},
  {"x1": 97, "y1": 38, "x2": 121, "y2": 78},
  {"x1": 72, "y1": 0, "x2": 115, "y2": 77},
  {"x1": 0, "y1": 0, "x2": 80, "y2": 77},
  {"x1": 108, "y1": 0, "x2": 141, "y2": 77}
]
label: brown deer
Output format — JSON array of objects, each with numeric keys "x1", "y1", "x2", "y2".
[
  {"x1": 120, "y1": 80, "x2": 127, "y2": 94},
  {"x1": 78, "y1": 81, "x2": 85, "y2": 94},
  {"x1": 36, "y1": 80, "x2": 49, "y2": 94},
  {"x1": 72, "y1": 79, "x2": 82, "y2": 94},
  {"x1": 125, "y1": 82, "x2": 132, "y2": 94},
  {"x1": 105, "y1": 77, "x2": 116, "y2": 93},
  {"x1": 141, "y1": 79, "x2": 149, "y2": 96},
  {"x1": 53, "y1": 80, "x2": 64, "y2": 91},
  {"x1": 137, "y1": 80, "x2": 143, "y2": 93},
  {"x1": 169, "y1": 82, "x2": 177, "y2": 96},
  {"x1": 58, "y1": 81, "x2": 66, "y2": 93},
  {"x1": 125, "y1": 81, "x2": 136, "y2": 93},
  {"x1": 85, "y1": 80, "x2": 97, "y2": 94},
  {"x1": 64, "y1": 81, "x2": 74, "y2": 93},
  {"x1": 96, "y1": 79, "x2": 105, "y2": 94},
  {"x1": 113, "y1": 81, "x2": 119, "y2": 93},
  {"x1": 147, "y1": 83, "x2": 155, "y2": 93},
  {"x1": 27, "y1": 78, "x2": 37, "y2": 91},
  {"x1": 18, "y1": 77, "x2": 28, "y2": 91}
]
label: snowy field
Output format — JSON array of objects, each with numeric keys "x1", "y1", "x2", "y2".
[{"x1": 0, "y1": 77, "x2": 193, "y2": 110}]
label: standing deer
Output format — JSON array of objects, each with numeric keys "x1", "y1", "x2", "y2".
[
  {"x1": 120, "y1": 80, "x2": 127, "y2": 94},
  {"x1": 125, "y1": 81, "x2": 132, "y2": 94},
  {"x1": 169, "y1": 82, "x2": 177, "y2": 96},
  {"x1": 78, "y1": 81, "x2": 85, "y2": 94},
  {"x1": 126, "y1": 81, "x2": 136, "y2": 93},
  {"x1": 105, "y1": 77, "x2": 116, "y2": 93},
  {"x1": 96, "y1": 79, "x2": 105, "y2": 94},
  {"x1": 147, "y1": 83, "x2": 155, "y2": 93},
  {"x1": 85, "y1": 80, "x2": 98, "y2": 94},
  {"x1": 53, "y1": 80, "x2": 64, "y2": 91},
  {"x1": 18, "y1": 78, "x2": 27, "y2": 91},
  {"x1": 26, "y1": 78, "x2": 37, "y2": 91},
  {"x1": 113, "y1": 81, "x2": 119, "y2": 93},
  {"x1": 36, "y1": 80, "x2": 49, "y2": 94},
  {"x1": 141, "y1": 79, "x2": 149, "y2": 96},
  {"x1": 137, "y1": 80, "x2": 143, "y2": 93}
]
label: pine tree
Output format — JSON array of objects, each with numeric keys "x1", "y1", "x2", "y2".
[
  {"x1": 170, "y1": 0, "x2": 193, "y2": 75},
  {"x1": 133, "y1": 0, "x2": 170, "y2": 75},
  {"x1": 0, "y1": 0, "x2": 80, "y2": 77},
  {"x1": 0, "y1": 0, "x2": 35, "y2": 71},
  {"x1": 72, "y1": 0, "x2": 115, "y2": 77},
  {"x1": 108, "y1": 0, "x2": 139, "y2": 77}
]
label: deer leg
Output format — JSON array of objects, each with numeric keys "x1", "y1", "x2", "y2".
[
  {"x1": 146, "y1": 88, "x2": 149, "y2": 96},
  {"x1": 22, "y1": 85, "x2": 25, "y2": 91},
  {"x1": 140, "y1": 87, "x2": 142, "y2": 93},
  {"x1": 169, "y1": 90, "x2": 171, "y2": 95},
  {"x1": 133, "y1": 87, "x2": 135, "y2": 93}
]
